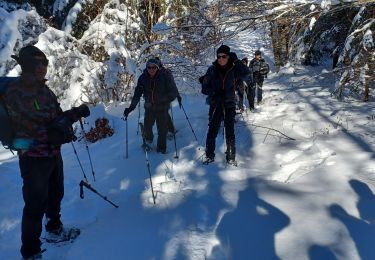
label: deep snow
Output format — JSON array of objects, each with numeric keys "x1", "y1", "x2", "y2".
[{"x1": 1, "y1": 30, "x2": 375, "y2": 260}]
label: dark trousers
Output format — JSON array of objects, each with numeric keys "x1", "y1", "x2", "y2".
[
  {"x1": 206, "y1": 106, "x2": 236, "y2": 159},
  {"x1": 255, "y1": 80, "x2": 263, "y2": 103},
  {"x1": 19, "y1": 154, "x2": 64, "y2": 258},
  {"x1": 144, "y1": 107, "x2": 169, "y2": 152},
  {"x1": 167, "y1": 112, "x2": 176, "y2": 133},
  {"x1": 237, "y1": 89, "x2": 244, "y2": 110},
  {"x1": 246, "y1": 86, "x2": 256, "y2": 109},
  {"x1": 247, "y1": 80, "x2": 263, "y2": 107}
]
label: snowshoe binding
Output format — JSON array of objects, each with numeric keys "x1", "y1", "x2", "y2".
[
  {"x1": 45, "y1": 227, "x2": 80, "y2": 244},
  {"x1": 203, "y1": 156, "x2": 215, "y2": 165},
  {"x1": 226, "y1": 159, "x2": 238, "y2": 167}
]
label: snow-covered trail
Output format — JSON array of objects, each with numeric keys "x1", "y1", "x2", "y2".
[{"x1": 1, "y1": 29, "x2": 375, "y2": 260}]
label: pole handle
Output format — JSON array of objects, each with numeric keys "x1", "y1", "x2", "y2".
[{"x1": 79, "y1": 180, "x2": 84, "y2": 199}]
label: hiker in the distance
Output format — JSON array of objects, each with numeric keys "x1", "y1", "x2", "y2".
[
  {"x1": 235, "y1": 57, "x2": 249, "y2": 112},
  {"x1": 249, "y1": 50, "x2": 269, "y2": 105},
  {"x1": 4, "y1": 45, "x2": 87, "y2": 259},
  {"x1": 123, "y1": 58, "x2": 178, "y2": 153},
  {"x1": 201, "y1": 45, "x2": 251, "y2": 165}
]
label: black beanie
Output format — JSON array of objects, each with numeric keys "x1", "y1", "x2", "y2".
[
  {"x1": 216, "y1": 45, "x2": 230, "y2": 55},
  {"x1": 11, "y1": 45, "x2": 47, "y2": 72},
  {"x1": 146, "y1": 58, "x2": 160, "y2": 69},
  {"x1": 255, "y1": 50, "x2": 262, "y2": 56}
]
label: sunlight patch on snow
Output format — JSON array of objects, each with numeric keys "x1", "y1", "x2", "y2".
[
  {"x1": 163, "y1": 229, "x2": 219, "y2": 260},
  {"x1": 270, "y1": 142, "x2": 336, "y2": 183},
  {"x1": 0, "y1": 218, "x2": 20, "y2": 234},
  {"x1": 119, "y1": 178, "x2": 130, "y2": 190},
  {"x1": 256, "y1": 205, "x2": 270, "y2": 216},
  {"x1": 104, "y1": 168, "x2": 116, "y2": 177}
]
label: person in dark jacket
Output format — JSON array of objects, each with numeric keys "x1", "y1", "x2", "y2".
[
  {"x1": 4, "y1": 46, "x2": 82, "y2": 259},
  {"x1": 123, "y1": 58, "x2": 178, "y2": 153},
  {"x1": 201, "y1": 45, "x2": 251, "y2": 163},
  {"x1": 153, "y1": 57, "x2": 182, "y2": 135},
  {"x1": 249, "y1": 50, "x2": 269, "y2": 105},
  {"x1": 235, "y1": 58, "x2": 250, "y2": 112}
]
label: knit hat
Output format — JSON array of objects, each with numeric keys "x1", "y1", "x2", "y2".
[
  {"x1": 146, "y1": 58, "x2": 160, "y2": 69},
  {"x1": 254, "y1": 50, "x2": 262, "y2": 56},
  {"x1": 216, "y1": 45, "x2": 230, "y2": 55},
  {"x1": 11, "y1": 45, "x2": 48, "y2": 73},
  {"x1": 154, "y1": 57, "x2": 163, "y2": 67}
]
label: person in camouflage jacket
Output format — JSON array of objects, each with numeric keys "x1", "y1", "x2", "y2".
[
  {"x1": 249, "y1": 50, "x2": 269, "y2": 105},
  {"x1": 5, "y1": 46, "x2": 68, "y2": 259}
]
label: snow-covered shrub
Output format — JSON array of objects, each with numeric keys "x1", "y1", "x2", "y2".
[
  {"x1": 333, "y1": 4, "x2": 375, "y2": 101},
  {"x1": 0, "y1": 4, "x2": 47, "y2": 76}
]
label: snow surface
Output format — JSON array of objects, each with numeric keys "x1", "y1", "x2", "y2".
[{"x1": 1, "y1": 27, "x2": 375, "y2": 260}]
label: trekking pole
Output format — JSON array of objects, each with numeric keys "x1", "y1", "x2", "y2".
[
  {"x1": 125, "y1": 117, "x2": 128, "y2": 159},
  {"x1": 79, "y1": 119, "x2": 96, "y2": 181},
  {"x1": 136, "y1": 101, "x2": 141, "y2": 135},
  {"x1": 79, "y1": 180, "x2": 119, "y2": 208},
  {"x1": 170, "y1": 104, "x2": 179, "y2": 159},
  {"x1": 71, "y1": 142, "x2": 88, "y2": 182},
  {"x1": 181, "y1": 104, "x2": 198, "y2": 142},
  {"x1": 139, "y1": 123, "x2": 156, "y2": 204}
]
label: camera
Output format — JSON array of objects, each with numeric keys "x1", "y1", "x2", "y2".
[{"x1": 48, "y1": 104, "x2": 90, "y2": 145}]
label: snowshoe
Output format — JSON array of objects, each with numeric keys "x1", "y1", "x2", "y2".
[
  {"x1": 45, "y1": 227, "x2": 80, "y2": 244},
  {"x1": 203, "y1": 156, "x2": 215, "y2": 165},
  {"x1": 141, "y1": 142, "x2": 152, "y2": 152},
  {"x1": 226, "y1": 159, "x2": 238, "y2": 167}
]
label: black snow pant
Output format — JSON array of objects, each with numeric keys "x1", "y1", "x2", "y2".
[
  {"x1": 237, "y1": 88, "x2": 245, "y2": 110},
  {"x1": 255, "y1": 80, "x2": 263, "y2": 103},
  {"x1": 19, "y1": 154, "x2": 64, "y2": 258},
  {"x1": 143, "y1": 106, "x2": 169, "y2": 152},
  {"x1": 167, "y1": 112, "x2": 176, "y2": 133},
  {"x1": 247, "y1": 80, "x2": 263, "y2": 107},
  {"x1": 206, "y1": 105, "x2": 236, "y2": 160},
  {"x1": 246, "y1": 85, "x2": 256, "y2": 110}
]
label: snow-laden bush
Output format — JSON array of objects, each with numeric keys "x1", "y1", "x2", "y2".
[
  {"x1": 272, "y1": 1, "x2": 374, "y2": 101},
  {"x1": 333, "y1": 5, "x2": 375, "y2": 101},
  {"x1": 0, "y1": 4, "x2": 46, "y2": 76}
]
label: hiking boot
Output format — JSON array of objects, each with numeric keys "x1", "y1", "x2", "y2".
[
  {"x1": 45, "y1": 226, "x2": 80, "y2": 243},
  {"x1": 203, "y1": 153, "x2": 215, "y2": 164},
  {"x1": 45, "y1": 218, "x2": 62, "y2": 233},
  {"x1": 225, "y1": 140, "x2": 236, "y2": 162},
  {"x1": 156, "y1": 148, "x2": 167, "y2": 154}
]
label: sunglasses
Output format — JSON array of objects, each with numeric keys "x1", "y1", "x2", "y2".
[
  {"x1": 217, "y1": 54, "x2": 229, "y2": 59},
  {"x1": 147, "y1": 66, "x2": 158, "y2": 70}
]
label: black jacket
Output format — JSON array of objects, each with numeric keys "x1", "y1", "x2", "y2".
[
  {"x1": 129, "y1": 69, "x2": 178, "y2": 111},
  {"x1": 202, "y1": 60, "x2": 251, "y2": 108}
]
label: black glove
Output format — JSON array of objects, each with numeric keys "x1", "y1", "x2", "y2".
[
  {"x1": 64, "y1": 104, "x2": 90, "y2": 122},
  {"x1": 177, "y1": 95, "x2": 182, "y2": 108},
  {"x1": 48, "y1": 115, "x2": 77, "y2": 145},
  {"x1": 123, "y1": 107, "x2": 132, "y2": 118},
  {"x1": 229, "y1": 52, "x2": 238, "y2": 63},
  {"x1": 71, "y1": 104, "x2": 90, "y2": 119}
]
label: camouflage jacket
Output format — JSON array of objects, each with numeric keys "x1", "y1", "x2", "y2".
[{"x1": 4, "y1": 75, "x2": 62, "y2": 157}]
